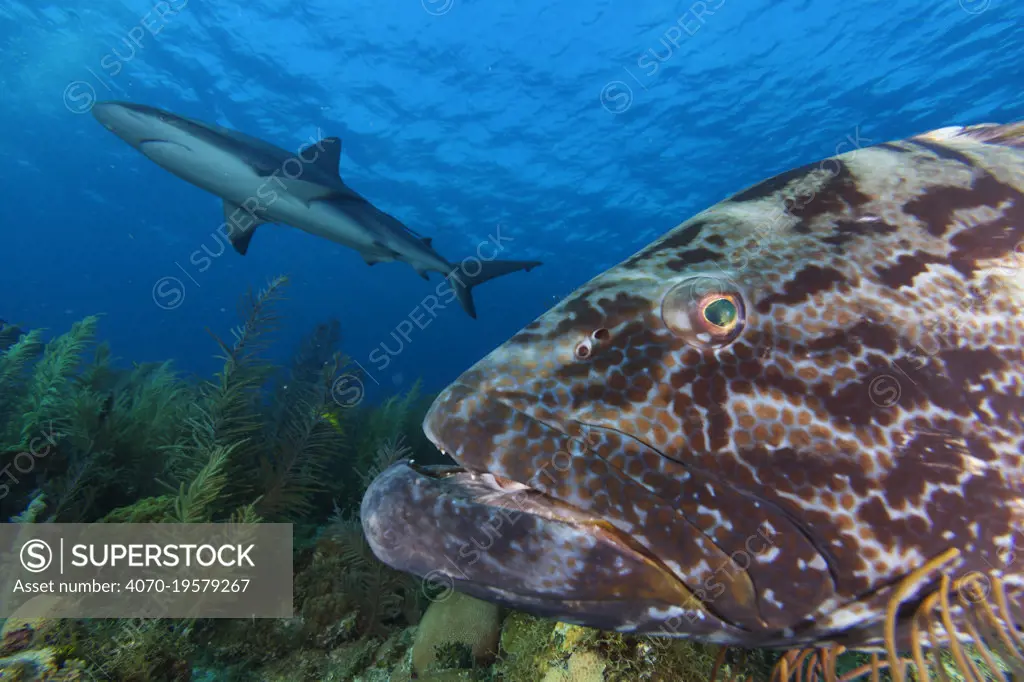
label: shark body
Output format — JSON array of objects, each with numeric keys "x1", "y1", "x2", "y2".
[{"x1": 91, "y1": 101, "x2": 541, "y2": 318}]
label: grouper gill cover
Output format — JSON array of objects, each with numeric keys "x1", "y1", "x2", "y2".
[{"x1": 361, "y1": 123, "x2": 1024, "y2": 653}]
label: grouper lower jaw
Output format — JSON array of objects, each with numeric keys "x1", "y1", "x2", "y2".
[{"x1": 359, "y1": 459, "x2": 751, "y2": 640}]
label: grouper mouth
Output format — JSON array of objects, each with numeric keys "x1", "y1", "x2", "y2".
[
  {"x1": 359, "y1": 461, "x2": 726, "y2": 634},
  {"x1": 359, "y1": 384, "x2": 745, "y2": 639}
]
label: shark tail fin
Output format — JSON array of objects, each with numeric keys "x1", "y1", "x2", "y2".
[{"x1": 446, "y1": 259, "x2": 542, "y2": 319}]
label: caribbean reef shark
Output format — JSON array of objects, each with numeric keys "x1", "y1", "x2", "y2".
[
  {"x1": 361, "y1": 120, "x2": 1024, "y2": 673},
  {"x1": 91, "y1": 100, "x2": 541, "y2": 319}
]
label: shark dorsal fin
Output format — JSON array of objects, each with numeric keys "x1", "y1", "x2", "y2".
[
  {"x1": 422, "y1": 237, "x2": 432, "y2": 247},
  {"x1": 310, "y1": 136, "x2": 343, "y2": 176}
]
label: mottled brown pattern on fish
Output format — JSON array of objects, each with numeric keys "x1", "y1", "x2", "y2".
[{"x1": 421, "y1": 122, "x2": 1024, "y2": 649}]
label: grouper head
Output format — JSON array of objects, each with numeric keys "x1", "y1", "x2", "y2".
[{"x1": 361, "y1": 123, "x2": 1024, "y2": 653}]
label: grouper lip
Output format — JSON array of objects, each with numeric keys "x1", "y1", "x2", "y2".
[
  {"x1": 371, "y1": 459, "x2": 674, "y2": 574},
  {"x1": 360, "y1": 457, "x2": 732, "y2": 636}
]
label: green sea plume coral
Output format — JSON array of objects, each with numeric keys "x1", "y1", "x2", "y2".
[
  {"x1": 149, "y1": 274, "x2": 345, "y2": 525},
  {"x1": 162, "y1": 276, "x2": 291, "y2": 516},
  {"x1": 0, "y1": 315, "x2": 97, "y2": 521},
  {"x1": 34, "y1": 272, "x2": 355, "y2": 531},
  {"x1": 0, "y1": 315, "x2": 97, "y2": 450},
  {"x1": 256, "y1": 321, "x2": 349, "y2": 521},
  {"x1": 0, "y1": 274, "x2": 463, "y2": 680},
  {"x1": 168, "y1": 276, "x2": 348, "y2": 525},
  {"x1": 0, "y1": 312, "x2": 203, "y2": 523}
]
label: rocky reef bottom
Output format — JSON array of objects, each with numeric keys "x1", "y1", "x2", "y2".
[
  {"x1": 225, "y1": 594, "x2": 772, "y2": 682},
  {"x1": 0, "y1": 589, "x2": 772, "y2": 681},
  {"x1": 1, "y1": 587, "x2": 1013, "y2": 681},
  {"x1": 206, "y1": 593, "x2": 776, "y2": 682}
]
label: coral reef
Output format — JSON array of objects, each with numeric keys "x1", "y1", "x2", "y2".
[
  {"x1": 3, "y1": 275, "x2": 999, "y2": 682},
  {"x1": 0, "y1": 275, "x2": 440, "y2": 681},
  {"x1": 489, "y1": 617, "x2": 770, "y2": 682}
]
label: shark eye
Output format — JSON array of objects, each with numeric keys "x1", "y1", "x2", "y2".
[
  {"x1": 574, "y1": 340, "x2": 592, "y2": 359},
  {"x1": 662, "y1": 276, "x2": 746, "y2": 349}
]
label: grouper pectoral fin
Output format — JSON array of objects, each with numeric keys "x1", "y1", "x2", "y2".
[{"x1": 223, "y1": 201, "x2": 267, "y2": 256}]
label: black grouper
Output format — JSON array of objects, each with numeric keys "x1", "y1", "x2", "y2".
[{"x1": 362, "y1": 122, "x2": 1024, "y2": 680}]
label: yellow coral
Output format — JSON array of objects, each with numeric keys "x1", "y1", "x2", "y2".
[
  {"x1": 541, "y1": 649, "x2": 608, "y2": 682},
  {"x1": 0, "y1": 647, "x2": 58, "y2": 676},
  {"x1": 553, "y1": 623, "x2": 597, "y2": 655},
  {"x1": 1, "y1": 595, "x2": 65, "y2": 654}
]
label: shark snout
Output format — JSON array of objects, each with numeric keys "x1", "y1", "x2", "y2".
[
  {"x1": 91, "y1": 101, "x2": 139, "y2": 136},
  {"x1": 91, "y1": 100, "x2": 133, "y2": 125},
  {"x1": 91, "y1": 100, "x2": 171, "y2": 145}
]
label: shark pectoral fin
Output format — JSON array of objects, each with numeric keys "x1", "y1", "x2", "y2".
[
  {"x1": 223, "y1": 201, "x2": 267, "y2": 256},
  {"x1": 415, "y1": 268, "x2": 430, "y2": 281},
  {"x1": 364, "y1": 242, "x2": 402, "y2": 267}
]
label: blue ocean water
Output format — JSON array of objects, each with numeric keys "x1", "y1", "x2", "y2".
[{"x1": 1, "y1": 0, "x2": 1021, "y2": 402}]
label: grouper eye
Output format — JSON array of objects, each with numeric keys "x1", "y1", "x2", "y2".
[
  {"x1": 661, "y1": 276, "x2": 746, "y2": 348},
  {"x1": 702, "y1": 296, "x2": 739, "y2": 330}
]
